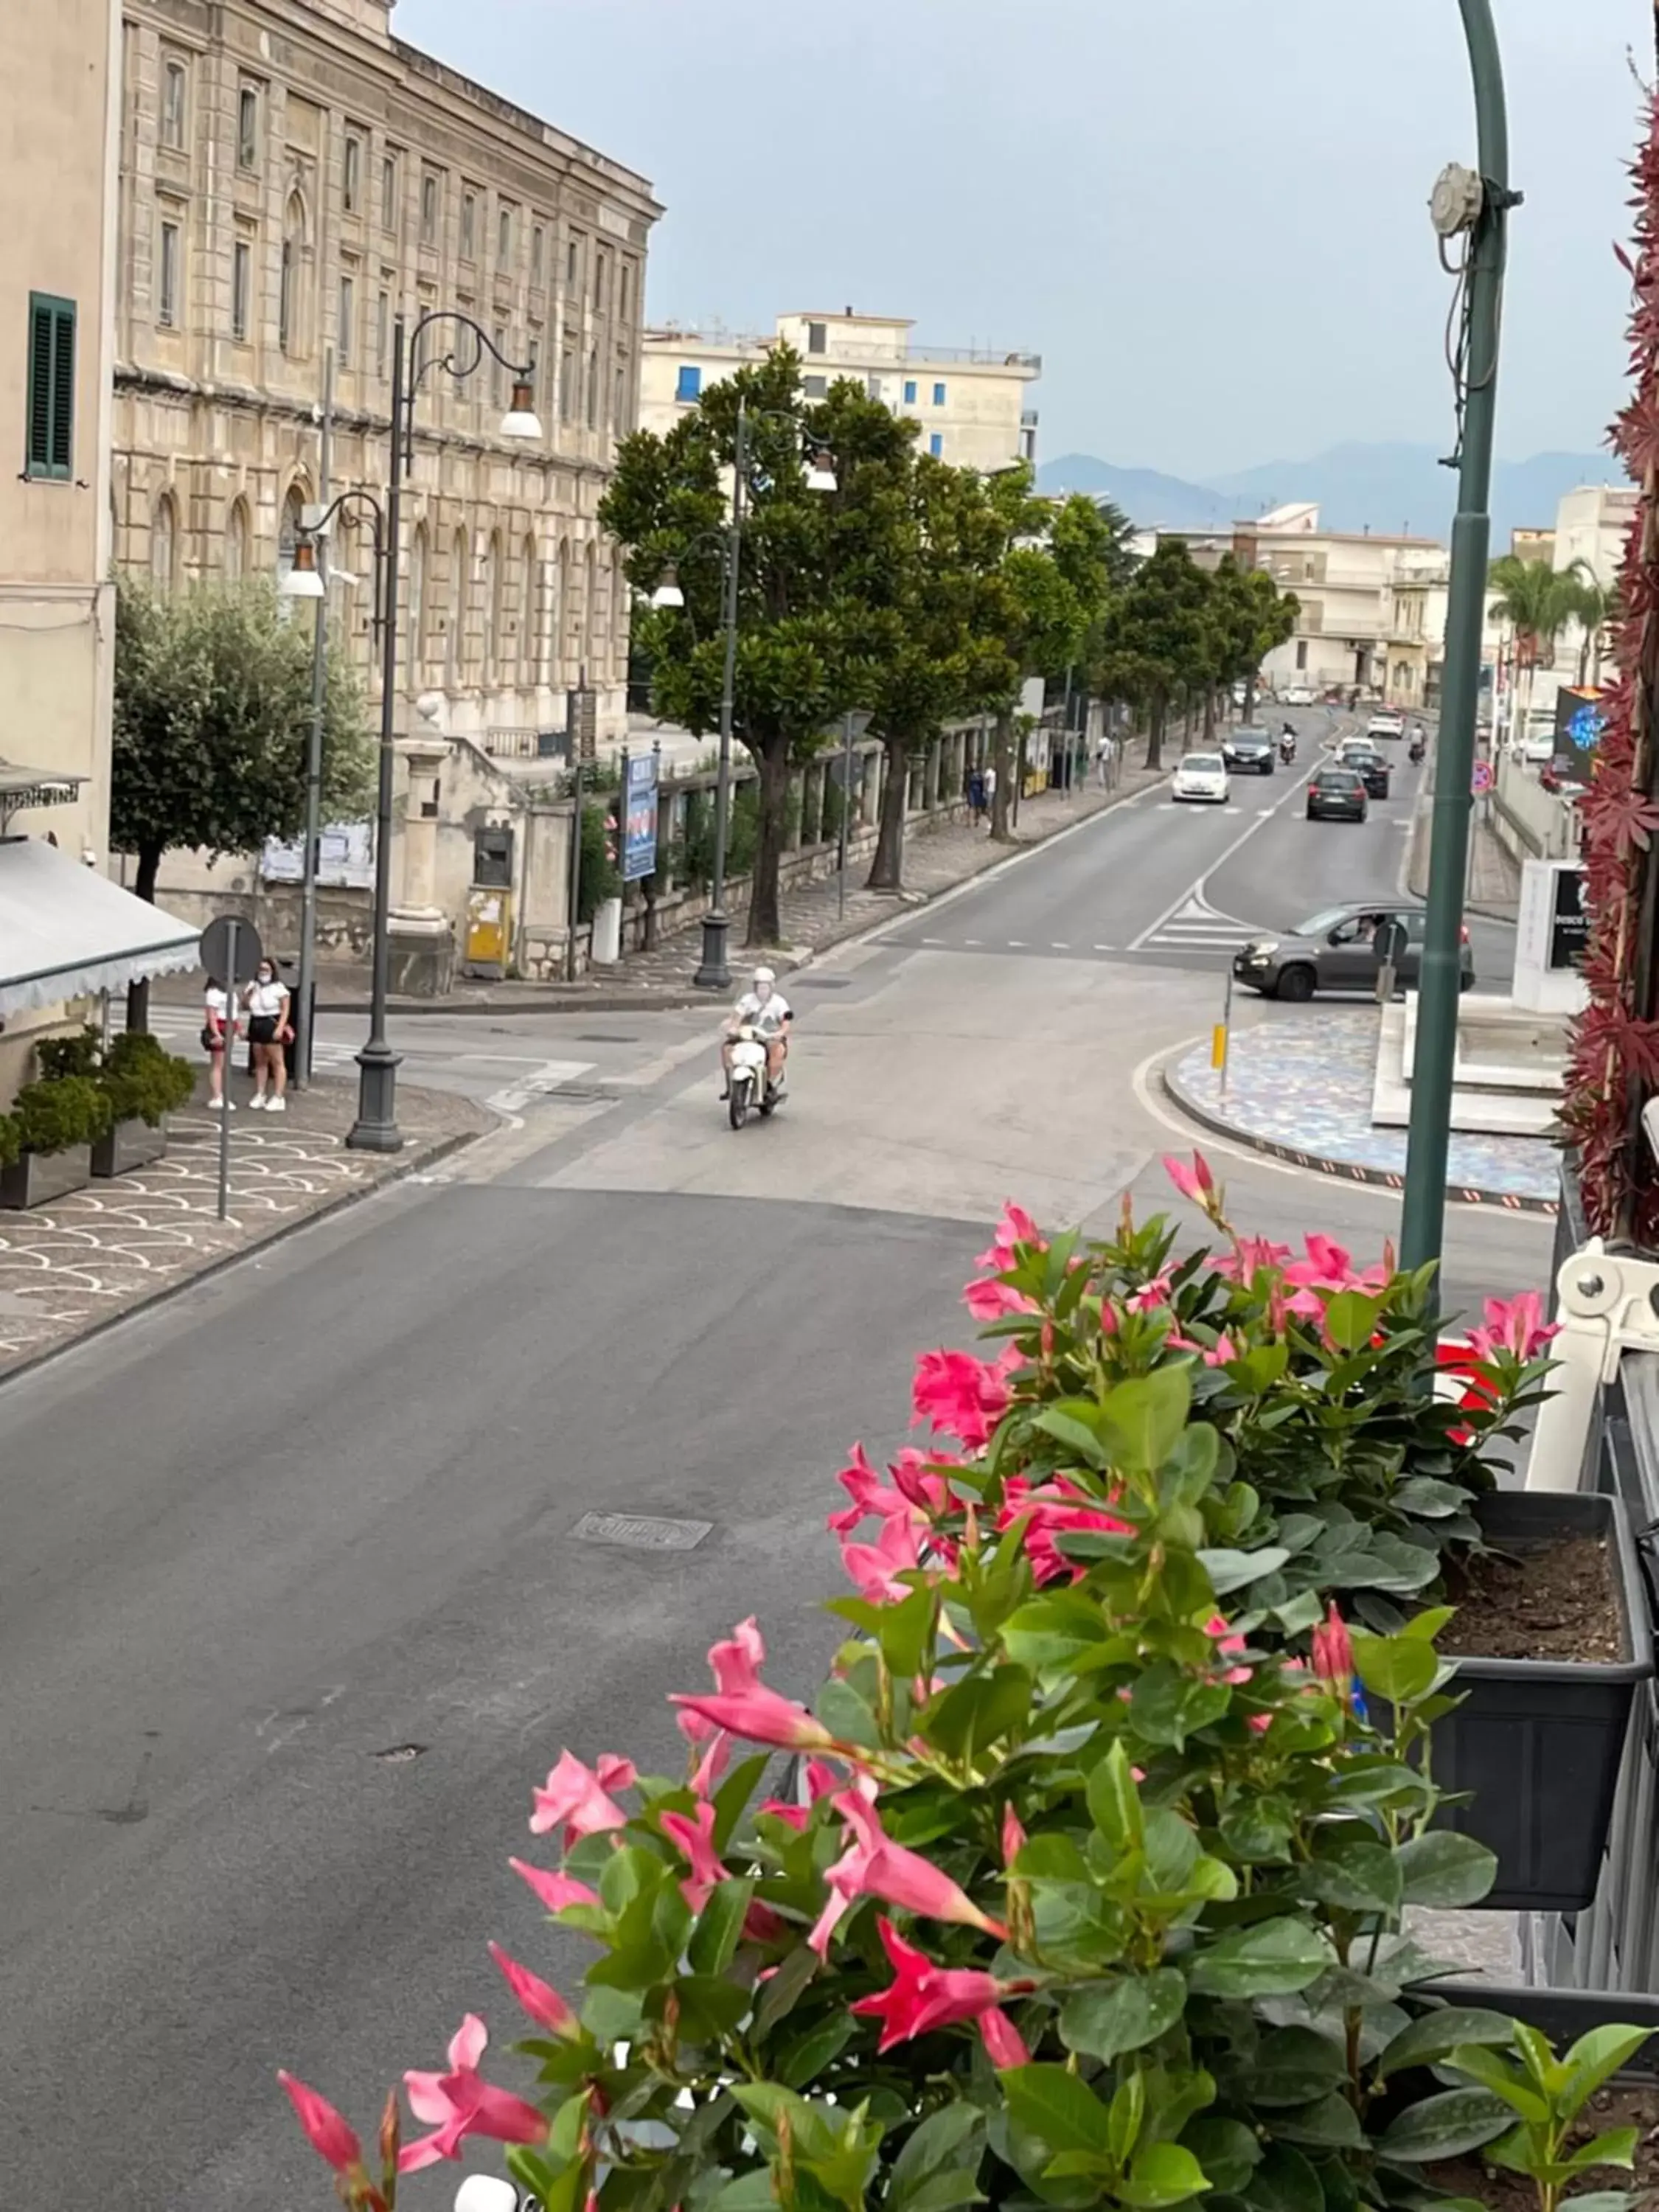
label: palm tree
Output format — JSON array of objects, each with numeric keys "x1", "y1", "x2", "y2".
[
  {"x1": 1556, "y1": 560, "x2": 1620, "y2": 687},
  {"x1": 1487, "y1": 554, "x2": 1580, "y2": 744}
]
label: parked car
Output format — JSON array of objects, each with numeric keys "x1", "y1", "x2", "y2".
[
  {"x1": 1172, "y1": 751, "x2": 1230, "y2": 804},
  {"x1": 1305, "y1": 765, "x2": 1369, "y2": 822},
  {"x1": 1333, "y1": 739, "x2": 1392, "y2": 798},
  {"x1": 1281, "y1": 684, "x2": 1316, "y2": 706},
  {"x1": 1232, "y1": 902, "x2": 1476, "y2": 1002},
  {"x1": 1221, "y1": 728, "x2": 1275, "y2": 774},
  {"x1": 1366, "y1": 712, "x2": 1406, "y2": 742}
]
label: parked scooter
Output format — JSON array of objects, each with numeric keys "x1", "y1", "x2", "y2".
[{"x1": 726, "y1": 1022, "x2": 785, "y2": 1130}]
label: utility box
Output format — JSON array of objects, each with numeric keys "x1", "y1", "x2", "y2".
[{"x1": 464, "y1": 886, "x2": 512, "y2": 977}]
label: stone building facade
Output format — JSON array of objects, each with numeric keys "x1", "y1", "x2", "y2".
[{"x1": 113, "y1": 0, "x2": 660, "y2": 748}]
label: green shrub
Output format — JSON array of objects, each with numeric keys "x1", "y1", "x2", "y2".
[
  {"x1": 576, "y1": 801, "x2": 622, "y2": 925},
  {"x1": 0, "y1": 1113, "x2": 18, "y2": 1169},
  {"x1": 13, "y1": 1075, "x2": 113, "y2": 1155},
  {"x1": 102, "y1": 1031, "x2": 197, "y2": 1125},
  {"x1": 33, "y1": 1027, "x2": 102, "y2": 1082}
]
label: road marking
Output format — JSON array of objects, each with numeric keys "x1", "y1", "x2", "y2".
[
  {"x1": 1128, "y1": 758, "x2": 1315, "y2": 950},
  {"x1": 484, "y1": 1058, "x2": 594, "y2": 1114},
  {"x1": 1093, "y1": 943, "x2": 1116, "y2": 952},
  {"x1": 963, "y1": 938, "x2": 981, "y2": 946},
  {"x1": 1256, "y1": 806, "x2": 1276, "y2": 816},
  {"x1": 1135, "y1": 891, "x2": 1264, "y2": 956},
  {"x1": 1051, "y1": 942, "x2": 1070, "y2": 950},
  {"x1": 920, "y1": 936, "x2": 945, "y2": 945},
  {"x1": 1007, "y1": 939, "x2": 1026, "y2": 947}
]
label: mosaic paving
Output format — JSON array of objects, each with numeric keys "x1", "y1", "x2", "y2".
[{"x1": 1165, "y1": 1008, "x2": 1560, "y2": 1211}]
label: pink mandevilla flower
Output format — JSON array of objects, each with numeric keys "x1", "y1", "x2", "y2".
[
  {"x1": 840, "y1": 1510, "x2": 925, "y2": 1604},
  {"x1": 529, "y1": 1748, "x2": 631, "y2": 1847},
  {"x1": 978, "y1": 2007, "x2": 1032, "y2": 2068},
  {"x1": 1281, "y1": 1233, "x2": 1391, "y2": 1317},
  {"x1": 973, "y1": 1200, "x2": 1045, "y2": 1271},
  {"x1": 1311, "y1": 1602, "x2": 1355, "y2": 1688},
  {"x1": 1162, "y1": 1151, "x2": 1217, "y2": 1207},
  {"x1": 400, "y1": 2014, "x2": 549, "y2": 2173},
  {"x1": 670, "y1": 1615, "x2": 837, "y2": 1752},
  {"x1": 279, "y1": 2071, "x2": 364, "y2": 2178},
  {"x1": 996, "y1": 1475, "x2": 1131, "y2": 1586},
  {"x1": 1001, "y1": 1802, "x2": 1027, "y2": 1868},
  {"x1": 810, "y1": 1788, "x2": 1006, "y2": 1956},
  {"x1": 660, "y1": 1799, "x2": 730, "y2": 1913},
  {"x1": 851, "y1": 1916, "x2": 1027, "y2": 2053},
  {"x1": 964, "y1": 1275, "x2": 1041, "y2": 1322},
  {"x1": 1467, "y1": 1290, "x2": 1559, "y2": 1363},
  {"x1": 911, "y1": 1343, "x2": 1022, "y2": 1450},
  {"x1": 489, "y1": 1942, "x2": 580, "y2": 2037},
  {"x1": 1211, "y1": 1233, "x2": 1293, "y2": 1283},
  {"x1": 509, "y1": 1858, "x2": 599, "y2": 1914},
  {"x1": 1204, "y1": 1614, "x2": 1252, "y2": 1686}
]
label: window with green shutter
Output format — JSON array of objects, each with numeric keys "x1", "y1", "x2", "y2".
[{"x1": 26, "y1": 293, "x2": 75, "y2": 481}]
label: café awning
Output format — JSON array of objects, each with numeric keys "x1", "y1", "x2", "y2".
[{"x1": 0, "y1": 835, "x2": 198, "y2": 1019}]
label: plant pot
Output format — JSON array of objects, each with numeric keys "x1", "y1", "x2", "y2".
[
  {"x1": 89, "y1": 1116, "x2": 169, "y2": 1178},
  {"x1": 1415, "y1": 1981, "x2": 1659, "y2": 2078},
  {"x1": 1429, "y1": 1491, "x2": 1653, "y2": 1913},
  {"x1": 0, "y1": 1144, "x2": 93, "y2": 1210}
]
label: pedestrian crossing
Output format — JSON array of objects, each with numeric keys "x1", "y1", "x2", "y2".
[
  {"x1": 119, "y1": 1004, "x2": 359, "y2": 1068},
  {"x1": 1132, "y1": 890, "x2": 1265, "y2": 959}
]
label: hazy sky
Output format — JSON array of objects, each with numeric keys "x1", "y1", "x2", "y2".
[{"x1": 395, "y1": 0, "x2": 1640, "y2": 481}]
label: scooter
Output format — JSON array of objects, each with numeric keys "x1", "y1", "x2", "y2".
[
  {"x1": 726, "y1": 1022, "x2": 785, "y2": 1130},
  {"x1": 453, "y1": 2180, "x2": 532, "y2": 2212},
  {"x1": 1278, "y1": 733, "x2": 1296, "y2": 765},
  {"x1": 1409, "y1": 734, "x2": 1426, "y2": 765}
]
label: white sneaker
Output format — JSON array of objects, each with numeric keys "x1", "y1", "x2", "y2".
[
  {"x1": 206, "y1": 1096, "x2": 225, "y2": 1110},
  {"x1": 265, "y1": 1096, "x2": 286, "y2": 1113},
  {"x1": 249, "y1": 1093, "x2": 266, "y2": 1110}
]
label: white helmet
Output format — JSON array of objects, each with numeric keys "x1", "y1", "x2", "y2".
[{"x1": 753, "y1": 966, "x2": 776, "y2": 986}]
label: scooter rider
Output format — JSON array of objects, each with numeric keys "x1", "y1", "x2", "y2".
[
  {"x1": 1279, "y1": 722, "x2": 1296, "y2": 762},
  {"x1": 722, "y1": 966, "x2": 792, "y2": 1096}
]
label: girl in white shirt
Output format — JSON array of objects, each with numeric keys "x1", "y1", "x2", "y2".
[
  {"x1": 202, "y1": 976, "x2": 236, "y2": 1109},
  {"x1": 241, "y1": 960, "x2": 292, "y2": 1111}
]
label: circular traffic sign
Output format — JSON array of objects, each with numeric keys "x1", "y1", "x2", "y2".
[
  {"x1": 1472, "y1": 761, "x2": 1494, "y2": 796},
  {"x1": 198, "y1": 914, "x2": 263, "y2": 984}
]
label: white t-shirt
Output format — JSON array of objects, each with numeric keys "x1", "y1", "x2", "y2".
[
  {"x1": 245, "y1": 978, "x2": 288, "y2": 1020},
  {"x1": 204, "y1": 985, "x2": 239, "y2": 1040},
  {"x1": 734, "y1": 989, "x2": 790, "y2": 1037}
]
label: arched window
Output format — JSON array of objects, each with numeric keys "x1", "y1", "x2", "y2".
[
  {"x1": 481, "y1": 531, "x2": 502, "y2": 683},
  {"x1": 610, "y1": 547, "x2": 627, "y2": 663},
  {"x1": 556, "y1": 537, "x2": 571, "y2": 682},
  {"x1": 150, "y1": 493, "x2": 178, "y2": 589},
  {"x1": 408, "y1": 524, "x2": 428, "y2": 678},
  {"x1": 448, "y1": 527, "x2": 470, "y2": 684},
  {"x1": 277, "y1": 484, "x2": 305, "y2": 580},
  {"x1": 583, "y1": 539, "x2": 599, "y2": 671},
  {"x1": 224, "y1": 498, "x2": 249, "y2": 580},
  {"x1": 279, "y1": 192, "x2": 305, "y2": 356},
  {"x1": 519, "y1": 535, "x2": 538, "y2": 684}
]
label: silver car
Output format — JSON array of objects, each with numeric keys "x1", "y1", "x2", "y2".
[{"x1": 1231, "y1": 902, "x2": 1476, "y2": 1002}]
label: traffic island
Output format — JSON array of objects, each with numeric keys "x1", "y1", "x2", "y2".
[
  {"x1": 0, "y1": 1075, "x2": 491, "y2": 1382},
  {"x1": 1161, "y1": 1006, "x2": 1559, "y2": 1211}
]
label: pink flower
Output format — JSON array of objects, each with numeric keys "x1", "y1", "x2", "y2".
[
  {"x1": 1127, "y1": 1267, "x2": 1175, "y2": 1314},
  {"x1": 279, "y1": 2072, "x2": 364, "y2": 2177},
  {"x1": 911, "y1": 1344, "x2": 1022, "y2": 1450},
  {"x1": 1001, "y1": 1804, "x2": 1027, "y2": 1868},
  {"x1": 671, "y1": 1616, "x2": 837, "y2": 1752},
  {"x1": 827, "y1": 1444, "x2": 911, "y2": 1535},
  {"x1": 851, "y1": 1916, "x2": 1025, "y2": 2053},
  {"x1": 978, "y1": 2007, "x2": 1032, "y2": 2068},
  {"x1": 1281, "y1": 1234, "x2": 1391, "y2": 1317},
  {"x1": 489, "y1": 1943, "x2": 580, "y2": 2038},
  {"x1": 400, "y1": 2015, "x2": 549, "y2": 2174},
  {"x1": 1163, "y1": 1152, "x2": 1217, "y2": 1208},
  {"x1": 509, "y1": 1858, "x2": 599, "y2": 1915},
  {"x1": 1204, "y1": 1614, "x2": 1252, "y2": 1686},
  {"x1": 809, "y1": 1790, "x2": 1006, "y2": 1957},
  {"x1": 974, "y1": 1201, "x2": 1045, "y2": 1270},
  {"x1": 661, "y1": 1799, "x2": 730, "y2": 1913},
  {"x1": 758, "y1": 1756, "x2": 841, "y2": 1830},
  {"x1": 757, "y1": 1797, "x2": 811, "y2": 1832},
  {"x1": 964, "y1": 1276, "x2": 1041, "y2": 1322},
  {"x1": 529, "y1": 1750, "x2": 630, "y2": 1847},
  {"x1": 889, "y1": 1449, "x2": 956, "y2": 1514},
  {"x1": 1311, "y1": 1602, "x2": 1354, "y2": 1688},
  {"x1": 996, "y1": 1475, "x2": 1131, "y2": 1586},
  {"x1": 689, "y1": 1729, "x2": 731, "y2": 1798},
  {"x1": 594, "y1": 1753, "x2": 636, "y2": 1794},
  {"x1": 841, "y1": 1511, "x2": 925, "y2": 1603},
  {"x1": 742, "y1": 1899, "x2": 792, "y2": 1943},
  {"x1": 1212, "y1": 1234, "x2": 1293, "y2": 1283},
  {"x1": 1467, "y1": 1290, "x2": 1559, "y2": 1363}
]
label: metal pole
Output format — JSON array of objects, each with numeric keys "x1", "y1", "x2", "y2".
[
  {"x1": 566, "y1": 759, "x2": 584, "y2": 983},
  {"x1": 1399, "y1": 0, "x2": 1512, "y2": 1278},
  {"x1": 296, "y1": 347, "x2": 333, "y2": 1091},
  {"x1": 217, "y1": 917, "x2": 237, "y2": 1221},
  {"x1": 838, "y1": 707, "x2": 855, "y2": 921},
  {"x1": 347, "y1": 316, "x2": 406, "y2": 1152},
  {"x1": 695, "y1": 394, "x2": 745, "y2": 990}
]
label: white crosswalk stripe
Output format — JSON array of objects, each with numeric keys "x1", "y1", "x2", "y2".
[
  {"x1": 117, "y1": 1004, "x2": 359, "y2": 1067},
  {"x1": 1134, "y1": 891, "x2": 1265, "y2": 957}
]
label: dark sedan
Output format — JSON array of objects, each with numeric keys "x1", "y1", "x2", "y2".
[
  {"x1": 1306, "y1": 765, "x2": 1369, "y2": 822},
  {"x1": 1222, "y1": 728, "x2": 1275, "y2": 774},
  {"x1": 1336, "y1": 743, "x2": 1393, "y2": 799},
  {"x1": 1232, "y1": 903, "x2": 1475, "y2": 1001}
]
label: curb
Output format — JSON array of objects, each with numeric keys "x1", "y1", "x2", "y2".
[
  {"x1": 1158, "y1": 1054, "x2": 1559, "y2": 1217},
  {"x1": 0, "y1": 1115, "x2": 490, "y2": 1393}
]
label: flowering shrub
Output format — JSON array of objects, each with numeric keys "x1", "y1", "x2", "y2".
[{"x1": 282, "y1": 1164, "x2": 1581, "y2": 2212}]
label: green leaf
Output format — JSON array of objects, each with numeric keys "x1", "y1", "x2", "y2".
[
  {"x1": 1220, "y1": 1794, "x2": 1295, "y2": 1863},
  {"x1": 1349, "y1": 1630, "x2": 1439, "y2": 1707},
  {"x1": 1108, "y1": 2072, "x2": 1146, "y2": 2168},
  {"x1": 1444, "y1": 2045, "x2": 1549, "y2": 2122},
  {"x1": 1273, "y1": 1590, "x2": 1326, "y2": 1637},
  {"x1": 815, "y1": 1675, "x2": 882, "y2": 1750},
  {"x1": 925, "y1": 1665, "x2": 1032, "y2": 1760},
  {"x1": 687, "y1": 1877, "x2": 755, "y2": 1976},
  {"x1": 888, "y1": 2104, "x2": 987, "y2": 2212},
  {"x1": 1376, "y1": 2007, "x2": 1518, "y2": 2078},
  {"x1": 1323, "y1": 1289, "x2": 1384, "y2": 1352},
  {"x1": 1393, "y1": 1477, "x2": 1474, "y2": 1518},
  {"x1": 1119, "y1": 2143, "x2": 1210, "y2": 2208},
  {"x1": 706, "y1": 2174, "x2": 780, "y2": 2212},
  {"x1": 1003, "y1": 1593, "x2": 1116, "y2": 1672},
  {"x1": 1301, "y1": 1838, "x2": 1403, "y2": 1916},
  {"x1": 1549, "y1": 2195, "x2": 1638, "y2": 2212},
  {"x1": 1087, "y1": 1740, "x2": 1145, "y2": 1855},
  {"x1": 1243, "y1": 2027, "x2": 1349, "y2": 2107},
  {"x1": 1001, "y1": 2065, "x2": 1113, "y2": 2157},
  {"x1": 1561, "y1": 2024, "x2": 1655, "y2": 2112},
  {"x1": 1267, "y1": 2094, "x2": 1366, "y2": 2149},
  {"x1": 1375, "y1": 2088, "x2": 1512, "y2": 2161},
  {"x1": 777, "y1": 2012, "x2": 857, "y2": 2088},
  {"x1": 1198, "y1": 1546, "x2": 1292, "y2": 1596},
  {"x1": 903, "y1": 2173, "x2": 987, "y2": 2212},
  {"x1": 1561, "y1": 2133, "x2": 1640, "y2": 2178},
  {"x1": 1242, "y1": 2141, "x2": 1324, "y2": 2212},
  {"x1": 1060, "y1": 1970, "x2": 1186, "y2": 2062},
  {"x1": 712, "y1": 1753, "x2": 771, "y2": 1853},
  {"x1": 509, "y1": 2149, "x2": 585, "y2": 2212},
  {"x1": 1186, "y1": 1917, "x2": 1333, "y2": 1997},
  {"x1": 754, "y1": 1941, "x2": 818, "y2": 2035},
  {"x1": 1096, "y1": 1366, "x2": 1192, "y2": 1477},
  {"x1": 1180, "y1": 2117, "x2": 1262, "y2": 2195},
  {"x1": 1034, "y1": 1407, "x2": 1109, "y2": 1467},
  {"x1": 1130, "y1": 1660, "x2": 1231, "y2": 1750},
  {"x1": 1394, "y1": 1831, "x2": 1498, "y2": 1908}
]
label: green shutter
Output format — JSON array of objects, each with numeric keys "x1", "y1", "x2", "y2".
[{"x1": 25, "y1": 293, "x2": 75, "y2": 480}]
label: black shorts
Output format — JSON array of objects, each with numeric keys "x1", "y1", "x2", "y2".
[{"x1": 248, "y1": 1015, "x2": 279, "y2": 1046}]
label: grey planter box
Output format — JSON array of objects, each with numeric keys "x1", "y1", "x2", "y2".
[
  {"x1": 0, "y1": 1144, "x2": 93, "y2": 1211},
  {"x1": 90, "y1": 1116, "x2": 169, "y2": 1179}
]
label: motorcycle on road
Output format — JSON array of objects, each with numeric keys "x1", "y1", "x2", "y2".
[{"x1": 726, "y1": 1022, "x2": 785, "y2": 1130}]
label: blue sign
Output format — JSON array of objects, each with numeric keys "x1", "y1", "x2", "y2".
[{"x1": 621, "y1": 751, "x2": 659, "y2": 883}]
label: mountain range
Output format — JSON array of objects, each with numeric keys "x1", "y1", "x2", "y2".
[{"x1": 1034, "y1": 442, "x2": 1625, "y2": 552}]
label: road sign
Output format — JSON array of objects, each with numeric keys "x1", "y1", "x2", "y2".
[
  {"x1": 620, "y1": 749, "x2": 658, "y2": 883},
  {"x1": 1472, "y1": 760, "x2": 1494, "y2": 796},
  {"x1": 567, "y1": 687, "x2": 597, "y2": 766},
  {"x1": 199, "y1": 914, "x2": 262, "y2": 983}
]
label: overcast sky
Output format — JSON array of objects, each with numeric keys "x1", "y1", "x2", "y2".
[{"x1": 397, "y1": 0, "x2": 1641, "y2": 481}]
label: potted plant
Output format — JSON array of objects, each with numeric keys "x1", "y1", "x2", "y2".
[
  {"x1": 0, "y1": 1072, "x2": 111, "y2": 1208},
  {"x1": 274, "y1": 1206, "x2": 1657, "y2": 2212},
  {"x1": 89, "y1": 1029, "x2": 196, "y2": 1178}
]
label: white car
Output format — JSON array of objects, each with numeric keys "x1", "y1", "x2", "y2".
[
  {"x1": 1366, "y1": 712, "x2": 1406, "y2": 742},
  {"x1": 1172, "y1": 751, "x2": 1230, "y2": 804},
  {"x1": 1281, "y1": 685, "x2": 1316, "y2": 706}
]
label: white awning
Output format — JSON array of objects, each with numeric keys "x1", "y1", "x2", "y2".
[{"x1": 0, "y1": 837, "x2": 199, "y2": 1018}]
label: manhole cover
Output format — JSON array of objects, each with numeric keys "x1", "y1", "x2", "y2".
[
  {"x1": 554, "y1": 1082, "x2": 617, "y2": 1103},
  {"x1": 575, "y1": 1034, "x2": 640, "y2": 1044},
  {"x1": 572, "y1": 1511, "x2": 712, "y2": 1551},
  {"x1": 794, "y1": 976, "x2": 851, "y2": 990},
  {"x1": 372, "y1": 1744, "x2": 426, "y2": 1763}
]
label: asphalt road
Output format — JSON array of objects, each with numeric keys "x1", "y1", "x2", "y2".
[{"x1": 0, "y1": 720, "x2": 1551, "y2": 2209}]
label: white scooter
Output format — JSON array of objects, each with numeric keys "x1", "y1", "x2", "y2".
[
  {"x1": 726, "y1": 1022, "x2": 785, "y2": 1130},
  {"x1": 454, "y1": 2180, "x2": 532, "y2": 2212}
]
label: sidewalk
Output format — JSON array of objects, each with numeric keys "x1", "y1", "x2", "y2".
[
  {"x1": 153, "y1": 771, "x2": 1162, "y2": 1020},
  {"x1": 1405, "y1": 778, "x2": 1521, "y2": 922},
  {"x1": 0, "y1": 1074, "x2": 491, "y2": 1381}
]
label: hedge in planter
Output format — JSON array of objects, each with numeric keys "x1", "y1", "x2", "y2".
[
  {"x1": 0, "y1": 1073, "x2": 112, "y2": 1208},
  {"x1": 279, "y1": 1176, "x2": 1649, "y2": 2212},
  {"x1": 90, "y1": 1029, "x2": 197, "y2": 1177}
]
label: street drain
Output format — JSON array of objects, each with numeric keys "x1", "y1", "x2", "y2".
[
  {"x1": 575, "y1": 1033, "x2": 640, "y2": 1044},
  {"x1": 794, "y1": 976, "x2": 851, "y2": 990},
  {"x1": 372, "y1": 1744, "x2": 427, "y2": 1763},
  {"x1": 572, "y1": 1511, "x2": 712, "y2": 1552}
]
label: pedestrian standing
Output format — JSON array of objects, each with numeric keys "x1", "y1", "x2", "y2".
[
  {"x1": 967, "y1": 765, "x2": 986, "y2": 824},
  {"x1": 242, "y1": 958, "x2": 292, "y2": 1112},
  {"x1": 982, "y1": 763, "x2": 997, "y2": 829},
  {"x1": 202, "y1": 974, "x2": 237, "y2": 1110}
]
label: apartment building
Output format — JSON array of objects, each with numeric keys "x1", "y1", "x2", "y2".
[
  {"x1": 1239, "y1": 503, "x2": 1450, "y2": 706},
  {"x1": 114, "y1": 0, "x2": 661, "y2": 746},
  {"x1": 641, "y1": 310, "x2": 1040, "y2": 473}
]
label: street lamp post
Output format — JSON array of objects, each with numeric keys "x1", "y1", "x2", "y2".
[
  {"x1": 1398, "y1": 0, "x2": 1517, "y2": 1281},
  {"x1": 650, "y1": 394, "x2": 836, "y2": 992},
  {"x1": 285, "y1": 312, "x2": 541, "y2": 1152}
]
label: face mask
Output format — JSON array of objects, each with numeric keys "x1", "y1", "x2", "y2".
[{"x1": 754, "y1": 984, "x2": 771, "y2": 1004}]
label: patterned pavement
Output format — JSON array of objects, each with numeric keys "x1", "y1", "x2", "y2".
[
  {"x1": 1164, "y1": 1007, "x2": 1560, "y2": 1211},
  {"x1": 0, "y1": 1077, "x2": 489, "y2": 1377}
]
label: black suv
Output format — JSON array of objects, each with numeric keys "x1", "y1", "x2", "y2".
[
  {"x1": 1336, "y1": 743, "x2": 1392, "y2": 799},
  {"x1": 1222, "y1": 728, "x2": 1275, "y2": 775},
  {"x1": 1306, "y1": 766, "x2": 1368, "y2": 822}
]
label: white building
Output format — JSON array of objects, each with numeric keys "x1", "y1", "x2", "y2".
[
  {"x1": 1241, "y1": 504, "x2": 1450, "y2": 706},
  {"x1": 640, "y1": 310, "x2": 1040, "y2": 474}
]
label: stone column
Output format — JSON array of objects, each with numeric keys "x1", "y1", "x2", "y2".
[
  {"x1": 861, "y1": 746, "x2": 881, "y2": 832},
  {"x1": 924, "y1": 739, "x2": 942, "y2": 812},
  {"x1": 389, "y1": 734, "x2": 456, "y2": 995}
]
